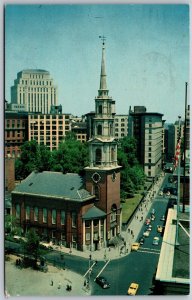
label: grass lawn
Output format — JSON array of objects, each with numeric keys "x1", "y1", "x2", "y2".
[{"x1": 121, "y1": 194, "x2": 143, "y2": 224}]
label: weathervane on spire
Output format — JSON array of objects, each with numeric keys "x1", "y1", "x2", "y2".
[{"x1": 99, "y1": 35, "x2": 106, "y2": 46}]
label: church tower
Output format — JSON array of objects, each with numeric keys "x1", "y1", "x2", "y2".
[{"x1": 85, "y1": 38, "x2": 122, "y2": 246}]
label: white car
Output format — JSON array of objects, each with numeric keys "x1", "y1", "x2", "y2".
[
  {"x1": 143, "y1": 230, "x2": 150, "y2": 237},
  {"x1": 153, "y1": 237, "x2": 160, "y2": 245}
]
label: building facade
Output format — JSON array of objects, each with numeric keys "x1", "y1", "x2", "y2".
[
  {"x1": 28, "y1": 113, "x2": 71, "y2": 151},
  {"x1": 11, "y1": 41, "x2": 122, "y2": 251},
  {"x1": 5, "y1": 111, "x2": 28, "y2": 158},
  {"x1": 85, "y1": 41, "x2": 122, "y2": 246},
  {"x1": 11, "y1": 69, "x2": 58, "y2": 114},
  {"x1": 114, "y1": 114, "x2": 129, "y2": 139},
  {"x1": 129, "y1": 106, "x2": 164, "y2": 179}
]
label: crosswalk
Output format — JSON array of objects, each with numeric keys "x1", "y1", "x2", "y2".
[{"x1": 137, "y1": 247, "x2": 160, "y2": 255}]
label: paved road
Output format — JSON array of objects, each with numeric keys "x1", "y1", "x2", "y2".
[{"x1": 5, "y1": 173, "x2": 176, "y2": 295}]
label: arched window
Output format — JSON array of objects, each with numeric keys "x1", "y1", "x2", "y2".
[
  {"x1": 98, "y1": 105, "x2": 102, "y2": 114},
  {"x1": 34, "y1": 207, "x2": 39, "y2": 222},
  {"x1": 109, "y1": 124, "x2": 113, "y2": 136},
  {"x1": 95, "y1": 148, "x2": 102, "y2": 165},
  {"x1": 110, "y1": 204, "x2": 117, "y2": 222},
  {"x1": 97, "y1": 124, "x2": 102, "y2": 135},
  {"x1": 94, "y1": 185, "x2": 100, "y2": 201},
  {"x1": 111, "y1": 148, "x2": 115, "y2": 162},
  {"x1": 16, "y1": 204, "x2": 20, "y2": 219}
]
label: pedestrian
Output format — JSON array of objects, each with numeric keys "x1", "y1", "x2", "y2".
[
  {"x1": 50, "y1": 280, "x2": 53, "y2": 286},
  {"x1": 58, "y1": 282, "x2": 61, "y2": 289}
]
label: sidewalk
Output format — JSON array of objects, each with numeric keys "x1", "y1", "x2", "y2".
[
  {"x1": 51, "y1": 172, "x2": 165, "y2": 262},
  {"x1": 5, "y1": 254, "x2": 91, "y2": 297}
]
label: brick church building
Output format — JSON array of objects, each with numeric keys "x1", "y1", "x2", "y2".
[{"x1": 11, "y1": 40, "x2": 122, "y2": 251}]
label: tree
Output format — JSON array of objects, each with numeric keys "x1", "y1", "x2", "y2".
[
  {"x1": 52, "y1": 136, "x2": 89, "y2": 174},
  {"x1": 5, "y1": 215, "x2": 22, "y2": 236},
  {"x1": 23, "y1": 229, "x2": 41, "y2": 265},
  {"x1": 117, "y1": 136, "x2": 146, "y2": 197},
  {"x1": 15, "y1": 141, "x2": 54, "y2": 179}
]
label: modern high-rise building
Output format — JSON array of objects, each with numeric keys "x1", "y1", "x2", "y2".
[
  {"x1": 129, "y1": 106, "x2": 164, "y2": 179},
  {"x1": 28, "y1": 112, "x2": 71, "y2": 151},
  {"x1": 11, "y1": 69, "x2": 58, "y2": 114}
]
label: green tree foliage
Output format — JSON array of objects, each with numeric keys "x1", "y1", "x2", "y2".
[
  {"x1": 52, "y1": 133, "x2": 89, "y2": 174},
  {"x1": 15, "y1": 140, "x2": 53, "y2": 179},
  {"x1": 15, "y1": 135, "x2": 89, "y2": 179},
  {"x1": 23, "y1": 229, "x2": 41, "y2": 263},
  {"x1": 117, "y1": 136, "x2": 146, "y2": 198},
  {"x1": 5, "y1": 215, "x2": 22, "y2": 236}
]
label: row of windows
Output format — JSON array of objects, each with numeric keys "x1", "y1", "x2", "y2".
[
  {"x1": 15, "y1": 205, "x2": 77, "y2": 227},
  {"x1": 31, "y1": 115, "x2": 69, "y2": 120},
  {"x1": 21, "y1": 79, "x2": 52, "y2": 86}
]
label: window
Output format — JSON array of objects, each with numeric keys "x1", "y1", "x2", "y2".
[
  {"x1": 72, "y1": 212, "x2": 77, "y2": 228},
  {"x1": 34, "y1": 207, "x2": 38, "y2": 221},
  {"x1": 86, "y1": 233, "x2": 91, "y2": 241},
  {"x1": 98, "y1": 105, "x2": 102, "y2": 114},
  {"x1": 97, "y1": 124, "x2": 102, "y2": 135},
  {"x1": 94, "y1": 185, "x2": 100, "y2": 201},
  {"x1": 85, "y1": 220, "x2": 91, "y2": 228},
  {"x1": 110, "y1": 211, "x2": 116, "y2": 222},
  {"x1": 61, "y1": 210, "x2": 65, "y2": 225},
  {"x1": 26, "y1": 206, "x2": 30, "y2": 220},
  {"x1": 52, "y1": 209, "x2": 56, "y2": 224},
  {"x1": 43, "y1": 208, "x2": 47, "y2": 223},
  {"x1": 111, "y1": 148, "x2": 115, "y2": 162},
  {"x1": 16, "y1": 204, "x2": 20, "y2": 219},
  {"x1": 95, "y1": 148, "x2": 102, "y2": 165},
  {"x1": 94, "y1": 219, "x2": 99, "y2": 227}
]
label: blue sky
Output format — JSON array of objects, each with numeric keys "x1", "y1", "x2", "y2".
[{"x1": 5, "y1": 4, "x2": 189, "y2": 123}]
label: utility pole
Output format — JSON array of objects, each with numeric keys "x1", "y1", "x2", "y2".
[
  {"x1": 182, "y1": 82, "x2": 188, "y2": 213},
  {"x1": 175, "y1": 116, "x2": 181, "y2": 246}
]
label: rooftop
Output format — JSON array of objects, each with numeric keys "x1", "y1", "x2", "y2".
[
  {"x1": 156, "y1": 207, "x2": 190, "y2": 284},
  {"x1": 12, "y1": 171, "x2": 94, "y2": 202}
]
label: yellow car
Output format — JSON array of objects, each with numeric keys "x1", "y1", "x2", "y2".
[
  {"x1": 157, "y1": 225, "x2": 163, "y2": 233},
  {"x1": 127, "y1": 282, "x2": 139, "y2": 295},
  {"x1": 131, "y1": 243, "x2": 140, "y2": 251}
]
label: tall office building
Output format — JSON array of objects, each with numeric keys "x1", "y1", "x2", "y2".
[
  {"x1": 11, "y1": 69, "x2": 58, "y2": 114},
  {"x1": 28, "y1": 113, "x2": 71, "y2": 151},
  {"x1": 129, "y1": 106, "x2": 164, "y2": 179}
]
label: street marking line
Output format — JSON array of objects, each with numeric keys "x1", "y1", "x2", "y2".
[
  {"x1": 83, "y1": 262, "x2": 96, "y2": 277},
  {"x1": 94, "y1": 259, "x2": 110, "y2": 281},
  {"x1": 138, "y1": 249, "x2": 160, "y2": 255},
  {"x1": 140, "y1": 247, "x2": 160, "y2": 252}
]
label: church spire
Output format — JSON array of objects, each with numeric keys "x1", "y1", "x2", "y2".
[{"x1": 98, "y1": 36, "x2": 109, "y2": 97}]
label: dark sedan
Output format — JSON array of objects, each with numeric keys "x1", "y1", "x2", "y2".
[{"x1": 96, "y1": 276, "x2": 110, "y2": 289}]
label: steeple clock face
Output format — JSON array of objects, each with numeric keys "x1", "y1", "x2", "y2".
[{"x1": 92, "y1": 172, "x2": 101, "y2": 183}]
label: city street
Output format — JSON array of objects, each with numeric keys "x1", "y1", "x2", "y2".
[{"x1": 5, "y1": 173, "x2": 176, "y2": 296}]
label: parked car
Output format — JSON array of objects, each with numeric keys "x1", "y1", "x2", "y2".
[
  {"x1": 146, "y1": 224, "x2": 152, "y2": 231},
  {"x1": 151, "y1": 214, "x2": 155, "y2": 221},
  {"x1": 131, "y1": 242, "x2": 140, "y2": 251},
  {"x1": 96, "y1": 276, "x2": 110, "y2": 289},
  {"x1": 145, "y1": 218, "x2": 151, "y2": 225},
  {"x1": 138, "y1": 237, "x2": 145, "y2": 245},
  {"x1": 153, "y1": 237, "x2": 160, "y2": 245},
  {"x1": 151, "y1": 208, "x2": 155, "y2": 214},
  {"x1": 143, "y1": 230, "x2": 150, "y2": 237},
  {"x1": 159, "y1": 190, "x2": 163, "y2": 196},
  {"x1": 160, "y1": 215, "x2": 165, "y2": 221},
  {"x1": 127, "y1": 283, "x2": 139, "y2": 295},
  {"x1": 157, "y1": 225, "x2": 164, "y2": 233}
]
